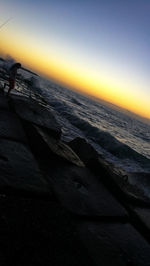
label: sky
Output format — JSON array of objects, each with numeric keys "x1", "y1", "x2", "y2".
[{"x1": 0, "y1": 0, "x2": 150, "y2": 119}]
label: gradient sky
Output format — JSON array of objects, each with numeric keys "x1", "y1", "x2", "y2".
[{"x1": 0, "y1": 0, "x2": 150, "y2": 119}]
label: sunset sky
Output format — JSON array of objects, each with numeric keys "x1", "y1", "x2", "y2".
[{"x1": 0, "y1": 0, "x2": 150, "y2": 119}]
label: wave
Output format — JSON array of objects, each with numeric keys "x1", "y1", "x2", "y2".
[
  {"x1": 35, "y1": 83, "x2": 150, "y2": 171},
  {"x1": 74, "y1": 117, "x2": 150, "y2": 165},
  {"x1": 49, "y1": 104, "x2": 150, "y2": 169}
]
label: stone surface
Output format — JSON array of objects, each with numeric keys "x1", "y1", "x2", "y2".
[
  {"x1": 77, "y1": 221, "x2": 150, "y2": 266},
  {"x1": 127, "y1": 172, "x2": 150, "y2": 202},
  {"x1": 0, "y1": 139, "x2": 50, "y2": 196},
  {"x1": 0, "y1": 96, "x2": 9, "y2": 110},
  {"x1": 68, "y1": 137, "x2": 98, "y2": 165},
  {"x1": 0, "y1": 110, "x2": 27, "y2": 143},
  {"x1": 90, "y1": 157, "x2": 150, "y2": 205},
  {"x1": 0, "y1": 196, "x2": 93, "y2": 266},
  {"x1": 47, "y1": 163, "x2": 127, "y2": 217},
  {"x1": 35, "y1": 126, "x2": 85, "y2": 167},
  {"x1": 132, "y1": 207, "x2": 150, "y2": 232},
  {"x1": 0, "y1": 88, "x2": 149, "y2": 266},
  {"x1": 110, "y1": 169, "x2": 150, "y2": 205},
  {"x1": 12, "y1": 97, "x2": 61, "y2": 139},
  {"x1": 68, "y1": 139, "x2": 150, "y2": 205}
]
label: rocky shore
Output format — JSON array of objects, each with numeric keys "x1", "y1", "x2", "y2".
[{"x1": 0, "y1": 84, "x2": 150, "y2": 266}]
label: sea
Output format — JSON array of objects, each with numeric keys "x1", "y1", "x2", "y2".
[
  {"x1": 33, "y1": 77, "x2": 150, "y2": 174},
  {"x1": 0, "y1": 63, "x2": 149, "y2": 175}
]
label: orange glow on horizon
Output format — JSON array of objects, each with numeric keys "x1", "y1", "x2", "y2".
[{"x1": 0, "y1": 35, "x2": 150, "y2": 120}]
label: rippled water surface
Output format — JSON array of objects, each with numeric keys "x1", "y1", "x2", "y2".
[{"x1": 35, "y1": 80, "x2": 149, "y2": 173}]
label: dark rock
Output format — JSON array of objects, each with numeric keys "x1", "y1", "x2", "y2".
[
  {"x1": 90, "y1": 157, "x2": 150, "y2": 205},
  {"x1": 0, "y1": 196, "x2": 93, "y2": 266},
  {"x1": 0, "y1": 139, "x2": 50, "y2": 196},
  {"x1": 12, "y1": 97, "x2": 61, "y2": 139},
  {"x1": 68, "y1": 139, "x2": 150, "y2": 205},
  {"x1": 0, "y1": 110, "x2": 27, "y2": 143},
  {"x1": 0, "y1": 96, "x2": 9, "y2": 110},
  {"x1": 35, "y1": 126, "x2": 85, "y2": 167},
  {"x1": 77, "y1": 221, "x2": 150, "y2": 266},
  {"x1": 0, "y1": 83, "x2": 4, "y2": 93},
  {"x1": 68, "y1": 137, "x2": 98, "y2": 165},
  {"x1": 127, "y1": 172, "x2": 150, "y2": 202},
  {"x1": 108, "y1": 168, "x2": 150, "y2": 205},
  {"x1": 47, "y1": 163, "x2": 127, "y2": 217},
  {"x1": 131, "y1": 207, "x2": 150, "y2": 233}
]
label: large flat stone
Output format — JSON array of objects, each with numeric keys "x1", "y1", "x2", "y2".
[
  {"x1": 47, "y1": 163, "x2": 127, "y2": 217},
  {"x1": 35, "y1": 126, "x2": 84, "y2": 167},
  {"x1": 77, "y1": 221, "x2": 150, "y2": 266},
  {"x1": 127, "y1": 172, "x2": 150, "y2": 202},
  {"x1": 111, "y1": 170, "x2": 150, "y2": 205},
  {"x1": 0, "y1": 110, "x2": 27, "y2": 143},
  {"x1": 0, "y1": 196, "x2": 92, "y2": 266},
  {"x1": 132, "y1": 207, "x2": 150, "y2": 232},
  {"x1": 68, "y1": 137, "x2": 98, "y2": 165},
  {"x1": 12, "y1": 98, "x2": 61, "y2": 138},
  {"x1": 0, "y1": 139, "x2": 50, "y2": 195},
  {"x1": 91, "y1": 157, "x2": 150, "y2": 205},
  {"x1": 69, "y1": 140, "x2": 150, "y2": 205}
]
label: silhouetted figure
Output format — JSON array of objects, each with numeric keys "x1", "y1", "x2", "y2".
[{"x1": 6, "y1": 62, "x2": 21, "y2": 96}]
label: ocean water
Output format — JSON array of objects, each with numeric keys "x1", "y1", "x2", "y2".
[
  {"x1": 35, "y1": 79, "x2": 150, "y2": 174},
  {"x1": 1, "y1": 65, "x2": 149, "y2": 174}
]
